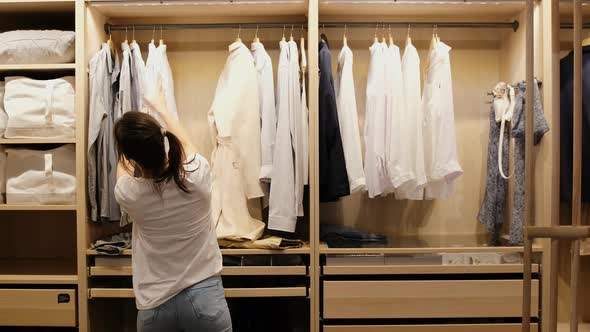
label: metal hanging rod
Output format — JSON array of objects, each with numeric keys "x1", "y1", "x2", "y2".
[
  {"x1": 318, "y1": 21, "x2": 520, "y2": 32},
  {"x1": 104, "y1": 23, "x2": 307, "y2": 34},
  {"x1": 561, "y1": 23, "x2": 590, "y2": 29}
]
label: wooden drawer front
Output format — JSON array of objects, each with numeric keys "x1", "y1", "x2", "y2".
[
  {"x1": 323, "y1": 280, "x2": 539, "y2": 319},
  {"x1": 324, "y1": 324, "x2": 539, "y2": 332},
  {"x1": 0, "y1": 289, "x2": 76, "y2": 327}
]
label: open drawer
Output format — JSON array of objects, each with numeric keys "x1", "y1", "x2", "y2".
[
  {"x1": 323, "y1": 323, "x2": 539, "y2": 332},
  {"x1": 0, "y1": 288, "x2": 76, "y2": 327},
  {"x1": 323, "y1": 280, "x2": 539, "y2": 319}
]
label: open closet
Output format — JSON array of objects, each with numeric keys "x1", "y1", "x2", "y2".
[
  {"x1": 82, "y1": 1, "x2": 314, "y2": 331},
  {"x1": 314, "y1": 0, "x2": 554, "y2": 331}
]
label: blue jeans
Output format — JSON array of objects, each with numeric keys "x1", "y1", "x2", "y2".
[{"x1": 137, "y1": 275, "x2": 232, "y2": 332}]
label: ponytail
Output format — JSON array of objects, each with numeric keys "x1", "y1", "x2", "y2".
[{"x1": 156, "y1": 131, "x2": 191, "y2": 194}]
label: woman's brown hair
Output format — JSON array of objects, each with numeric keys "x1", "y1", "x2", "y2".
[{"x1": 114, "y1": 112, "x2": 191, "y2": 193}]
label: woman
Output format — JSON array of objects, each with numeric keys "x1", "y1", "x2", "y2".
[{"x1": 113, "y1": 84, "x2": 232, "y2": 332}]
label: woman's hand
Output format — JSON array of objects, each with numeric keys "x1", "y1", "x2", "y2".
[{"x1": 143, "y1": 80, "x2": 168, "y2": 115}]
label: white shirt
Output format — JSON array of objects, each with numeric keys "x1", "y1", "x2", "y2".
[
  {"x1": 384, "y1": 42, "x2": 406, "y2": 192},
  {"x1": 396, "y1": 39, "x2": 426, "y2": 200},
  {"x1": 129, "y1": 41, "x2": 146, "y2": 112},
  {"x1": 251, "y1": 42, "x2": 276, "y2": 182},
  {"x1": 146, "y1": 43, "x2": 178, "y2": 121},
  {"x1": 422, "y1": 40, "x2": 463, "y2": 199},
  {"x1": 114, "y1": 154, "x2": 222, "y2": 310},
  {"x1": 269, "y1": 40, "x2": 297, "y2": 232},
  {"x1": 116, "y1": 41, "x2": 132, "y2": 119},
  {"x1": 365, "y1": 41, "x2": 388, "y2": 198},
  {"x1": 289, "y1": 39, "x2": 307, "y2": 219},
  {"x1": 336, "y1": 45, "x2": 366, "y2": 193}
]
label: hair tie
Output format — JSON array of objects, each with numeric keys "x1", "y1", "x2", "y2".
[{"x1": 161, "y1": 128, "x2": 167, "y2": 138}]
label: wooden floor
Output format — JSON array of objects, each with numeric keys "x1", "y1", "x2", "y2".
[{"x1": 558, "y1": 323, "x2": 590, "y2": 331}]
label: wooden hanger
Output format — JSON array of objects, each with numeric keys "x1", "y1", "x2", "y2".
[
  {"x1": 281, "y1": 25, "x2": 285, "y2": 42},
  {"x1": 106, "y1": 30, "x2": 115, "y2": 62},
  {"x1": 151, "y1": 25, "x2": 155, "y2": 44},
  {"x1": 235, "y1": 24, "x2": 242, "y2": 43},
  {"x1": 159, "y1": 25, "x2": 165, "y2": 46},
  {"x1": 374, "y1": 23, "x2": 379, "y2": 43},
  {"x1": 253, "y1": 24, "x2": 260, "y2": 43},
  {"x1": 381, "y1": 24, "x2": 386, "y2": 43},
  {"x1": 406, "y1": 24, "x2": 412, "y2": 45},
  {"x1": 343, "y1": 24, "x2": 348, "y2": 47},
  {"x1": 388, "y1": 24, "x2": 393, "y2": 46},
  {"x1": 435, "y1": 24, "x2": 440, "y2": 43}
]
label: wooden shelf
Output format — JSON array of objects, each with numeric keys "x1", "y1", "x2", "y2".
[
  {"x1": 323, "y1": 264, "x2": 540, "y2": 275},
  {"x1": 0, "y1": 63, "x2": 76, "y2": 71},
  {"x1": 0, "y1": 0, "x2": 74, "y2": 13},
  {"x1": 0, "y1": 274, "x2": 78, "y2": 285},
  {"x1": 89, "y1": 0, "x2": 306, "y2": 19},
  {"x1": 89, "y1": 265, "x2": 307, "y2": 276},
  {"x1": 89, "y1": 287, "x2": 307, "y2": 299},
  {"x1": 319, "y1": 243, "x2": 544, "y2": 255},
  {"x1": 87, "y1": 243, "x2": 310, "y2": 256},
  {"x1": 319, "y1": 0, "x2": 524, "y2": 20},
  {"x1": 0, "y1": 205, "x2": 76, "y2": 211},
  {"x1": 0, "y1": 258, "x2": 77, "y2": 284},
  {"x1": 0, "y1": 138, "x2": 76, "y2": 144}
]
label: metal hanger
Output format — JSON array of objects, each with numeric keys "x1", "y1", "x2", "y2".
[
  {"x1": 290, "y1": 24, "x2": 294, "y2": 41},
  {"x1": 282, "y1": 24, "x2": 286, "y2": 42},
  {"x1": 374, "y1": 23, "x2": 379, "y2": 43},
  {"x1": 124, "y1": 25, "x2": 128, "y2": 44},
  {"x1": 132, "y1": 25, "x2": 136, "y2": 44},
  {"x1": 151, "y1": 25, "x2": 155, "y2": 44},
  {"x1": 159, "y1": 25, "x2": 164, "y2": 46},
  {"x1": 343, "y1": 24, "x2": 348, "y2": 47}
]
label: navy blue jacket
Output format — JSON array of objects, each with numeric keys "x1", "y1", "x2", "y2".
[
  {"x1": 560, "y1": 46, "x2": 590, "y2": 202},
  {"x1": 319, "y1": 39, "x2": 350, "y2": 202}
]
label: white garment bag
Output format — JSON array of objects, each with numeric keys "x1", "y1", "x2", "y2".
[
  {"x1": 6, "y1": 144, "x2": 76, "y2": 205},
  {"x1": 3, "y1": 76, "x2": 75, "y2": 138},
  {"x1": 0, "y1": 30, "x2": 75, "y2": 64}
]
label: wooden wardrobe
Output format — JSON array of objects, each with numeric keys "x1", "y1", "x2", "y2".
[{"x1": 0, "y1": 0, "x2": 586, "y2": 331}]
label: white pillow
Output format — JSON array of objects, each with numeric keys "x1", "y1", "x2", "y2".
[
  {"x1": 0, "y1": 30, "x2": 75, "y2": 64},
  {"x1": 4, "y1": 76, "x2": 75, "y2": 138},
  {"x1": 0, "y1": 82, "x2": 7, "y2": 137},
  {"x1": 6, "y1": 144, "x2": 76, "y2": 205}
]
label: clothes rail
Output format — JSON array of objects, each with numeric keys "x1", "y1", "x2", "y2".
[
  {"x1": 560, "y1": 23, "x2": 590, "y2": 29},
  {"x1": 318, "y1": 21, "x2": 519, "y2": 32},
  {"x1": 104, "y1": 23, "x2": 308, "y2": 34}
]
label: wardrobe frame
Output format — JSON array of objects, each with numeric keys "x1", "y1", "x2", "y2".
[{"x1": 0, "y1": 0, "x2": 570, "y2": 331}]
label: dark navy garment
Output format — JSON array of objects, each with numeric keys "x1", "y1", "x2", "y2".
[
  {"x1": 560, "y1": 46, "x2": 590, "y2": 202},
  {"x1": 319, "y1": 39, "x2": 350, "y2": 202}
]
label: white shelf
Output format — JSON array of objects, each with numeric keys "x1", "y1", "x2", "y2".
[
  {"x1": 0, "y1": 138, "x2": 76, "y2": 144},
  {"x1": 0, "y1": 205, "x2": 77, "y2": 211},
  {"x1": 0, "y1": 63, "x2": 76, "y2": 71}
]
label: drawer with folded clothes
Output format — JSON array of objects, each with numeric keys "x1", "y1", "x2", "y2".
[
  {"x1": 0, "y1": 76, "x2": 75, "y2": 139},
  {"x1": 2, "y1": 144, "x2": 75, "y2": 205}
]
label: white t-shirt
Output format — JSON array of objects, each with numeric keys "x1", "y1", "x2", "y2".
[{"x1": 114, "y1": 153, "x2": 223, "y2": 310}]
